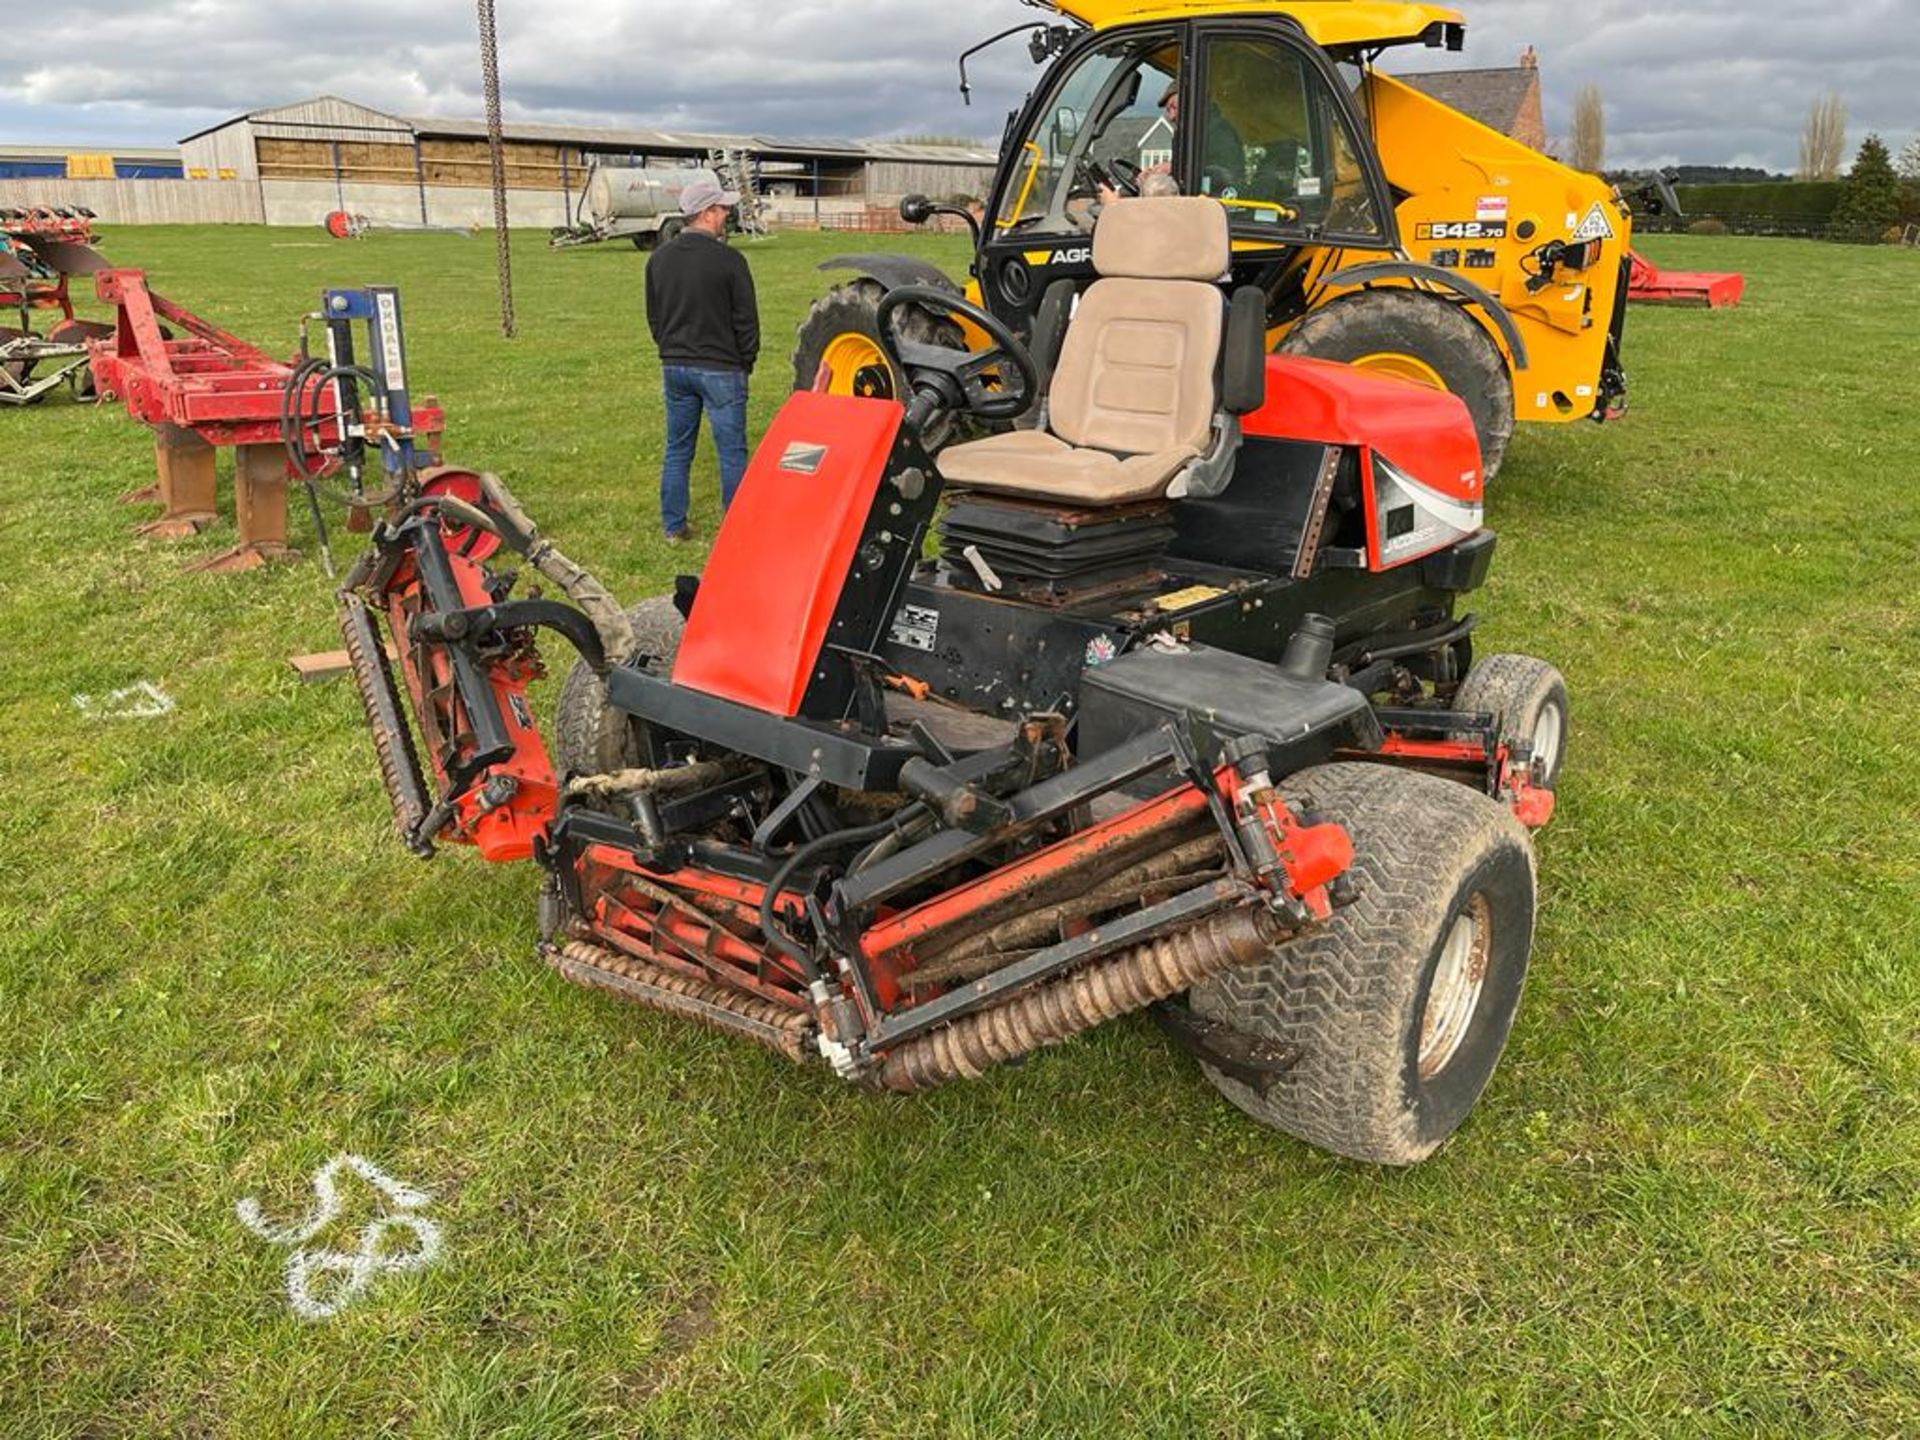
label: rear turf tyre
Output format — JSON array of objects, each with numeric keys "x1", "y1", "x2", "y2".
[
  {"x1": 1278, "y1": 288, "x2": 1515, "y2": 481},
  {"x1": 1454, "y1": 654, "x2": 1569, "y2": 789},
  {"x1": 1189, "y1": 763, "x2": 1536, "y2": 1165},
  {"x1": 791, "y1": 279, "x2": 965, "y2": 448},
  {"x1": 552, "y1": 597, "x2": 683, "y2": 776}
]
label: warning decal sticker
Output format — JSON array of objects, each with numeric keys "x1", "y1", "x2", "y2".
[{"x1": 1571, "y1": 203, "x2": 1615, "y2": 243}]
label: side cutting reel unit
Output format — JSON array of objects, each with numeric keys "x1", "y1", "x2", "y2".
[{"x1": 339, "y1": 197, "x2": 1568, "y2": 1164}]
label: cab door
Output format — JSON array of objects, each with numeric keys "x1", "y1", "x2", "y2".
[{"x1": 976, "y1": 26, "x2": 1184, "y2": 336}]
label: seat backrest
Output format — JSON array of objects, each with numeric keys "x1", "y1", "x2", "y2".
[{"x1": 1046, "y1": 197, "x2": 1230, "y2": 457}]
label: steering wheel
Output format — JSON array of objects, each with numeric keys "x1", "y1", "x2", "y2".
[
  {"x1": 874, "y1": 285, "x2": 1039, "y2": 429},
  {"x1": 1079, "y1": 155, "x2": 1141, "y2": 199}
]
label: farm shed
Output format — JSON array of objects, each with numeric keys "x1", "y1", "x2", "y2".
[{"x1": 176, "y1": 97, "x2": 996, "y2": 229}]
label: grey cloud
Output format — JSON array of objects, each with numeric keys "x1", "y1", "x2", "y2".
[{"x1": 1, "y1": 0, "x2": 1912, "y2": 170}]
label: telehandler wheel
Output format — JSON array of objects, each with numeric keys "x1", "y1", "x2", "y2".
[
  {"x1": 791, "y1": 279, "x2": 967, "y2": 447},
  {"x1": 1189, "y1": 763, "x2": 1535, "y2": 1165},
  {"x1": 1278, "y1": 288, "x2": 1515, "y2": 481},
  {"x1": 1454, "y1": 654, "x2": 1569, "y2": 789},
  {"x1": 552, "y1": 596, "x2": 683, "y2": 776}
]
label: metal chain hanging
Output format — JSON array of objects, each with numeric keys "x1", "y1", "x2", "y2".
[{"x1": 476, "y1": 0, "x2": 516, "y2": 338}]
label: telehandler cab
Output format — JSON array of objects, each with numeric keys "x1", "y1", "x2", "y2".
[
  {"x1": 341, "y1": 198, "x2": 1568, "y2": 1163},
  {"x1": 795, "y1": 0, "x2": 1633, "y2": 479}
]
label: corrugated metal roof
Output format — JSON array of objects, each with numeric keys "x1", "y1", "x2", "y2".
[
  {"x1": 0, "y1": 143, "x2": 180, "y2": 161},
  {"x1": 180, "y1": 95, "x2": 993, "y2": 165}
]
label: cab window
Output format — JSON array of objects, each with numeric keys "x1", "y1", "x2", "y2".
[
  {"x1": 1194, "y1": 36, "x2": 1383, "y2": 242},
  {"x1": 994, "y1": 35, "x2": 1181, "y2": 235}
]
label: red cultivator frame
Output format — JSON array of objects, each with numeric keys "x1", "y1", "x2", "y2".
[
  {"x1": 338, "y1": 197, "x2": 1568, "y2": 1164},
  {"x1": 88, "y1": 270, "x2": 444, "y2": 571}
]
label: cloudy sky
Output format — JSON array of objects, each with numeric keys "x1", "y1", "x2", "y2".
[{"x1": 0, "y1": 0, "x2": 1913, "y2": 173}]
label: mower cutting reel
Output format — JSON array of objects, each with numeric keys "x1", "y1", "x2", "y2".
[{"x1": 338, "y1": 196, "x2": 1567, "y2": 1163}]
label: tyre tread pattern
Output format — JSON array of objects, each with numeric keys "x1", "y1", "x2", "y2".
[
  {"x1": 552, "y1": 597, "x2": 683, "y2": 777},
  {"x1": 1191, "y1": 763, "x2": 1535, "y2": 1164}
]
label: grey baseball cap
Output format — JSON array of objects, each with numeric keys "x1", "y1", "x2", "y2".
[{"x1": 679, "y1": 172, "x2": 741, "y2": 216}]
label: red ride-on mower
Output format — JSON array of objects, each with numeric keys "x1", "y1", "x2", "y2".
[{"x1": 339, "y1": 198, "x2": 1567, "y2": 1163}]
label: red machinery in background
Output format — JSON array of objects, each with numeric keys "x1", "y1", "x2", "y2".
[
  {"x1": 1626, "y1": 250, "x2": 1746, "y2": 308},
  {"x1": 88, "y1": 269, "x2": 445, "y2": 573},
  {"x1": 1619, "y1": 173, "x2": 1745, "y2": 309},
  {"x1": 0, "y1": 206, "x2": 114, "y2": 404}
]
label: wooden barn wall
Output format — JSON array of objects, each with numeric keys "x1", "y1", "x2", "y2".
[
  {"x1": 0, "y1": 178, "x2": 264, "y2": 224},
  {"x1": 864, "y1": 160, "x2": 997, "y2": 200}
]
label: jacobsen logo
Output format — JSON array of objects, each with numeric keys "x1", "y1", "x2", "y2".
[
  {"x1": 1022, "y1": 245, "x2": 1093, "y2": 266},
  {"x1": 780, "y1": 442, "x2": 827, "y2": 474}
]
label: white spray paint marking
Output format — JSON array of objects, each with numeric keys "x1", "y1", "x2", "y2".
[
  {"x1": 72, "y1": 680, "x2": 175, "y2": 720},
  {"x1": 237, "y1": 1154, "x2": 442, "y2": 1321}
]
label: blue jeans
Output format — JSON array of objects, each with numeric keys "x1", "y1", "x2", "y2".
[{"x1": 660, "y1": 364, "x2": 749, "y2": 536}]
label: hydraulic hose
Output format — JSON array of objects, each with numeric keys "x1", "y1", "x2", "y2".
[
  {"x1": 758, "y1": 807, "x2": 926, "y2": 984},
  {"x1": 468, "y1": 471, "x2": 636, "y2": 666}
]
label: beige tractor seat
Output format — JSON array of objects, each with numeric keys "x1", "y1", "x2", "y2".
[
  {"x1": 935, "y1": 196, "x2": 1233, "y2": 507},
  {"x1": 934, "y1": 429, "x2": 1199, "y2": 506}
]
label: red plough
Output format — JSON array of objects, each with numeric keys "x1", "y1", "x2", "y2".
[{"x1": 0, "y1": 206, "x2": 114, "y2": 404}]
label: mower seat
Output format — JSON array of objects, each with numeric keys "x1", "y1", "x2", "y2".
[{"x1": 935, "y1": 197, "x2": 1231, "y2": 507}]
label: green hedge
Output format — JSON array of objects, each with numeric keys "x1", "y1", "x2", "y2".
[{"x1": 1674, "y1": 180, "x2": 1845, "y2": 220}]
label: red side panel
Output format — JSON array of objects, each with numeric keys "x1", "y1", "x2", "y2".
[
  {"x1": 1242, "y1": 354, "x2": 1484, "y2": 503},
  {"x1": 671, "y1": 391, "x2": 903, "y2": 716}
]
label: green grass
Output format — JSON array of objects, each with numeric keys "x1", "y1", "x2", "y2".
[{"x1": 2, "y1": 226, "x2": 1917, "y2": 1437}]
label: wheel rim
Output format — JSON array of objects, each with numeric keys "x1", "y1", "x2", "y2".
[
  {"x1": 1530, "y1": 700, "x2": 1565, "y2": 780},
  {"x1": 820, "y1": 332, "x2": 894, "y2": 399},
  {"x1": 1352, "y1": 350, "x2": 1447, "y2": 391},
  {"x1": 1419, "y1": 893, "x2": 1491, "y2": 1080}
]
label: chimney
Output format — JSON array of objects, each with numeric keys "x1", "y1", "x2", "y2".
[{"x1": 1519, "y1": 45, "x2": 1539, "y2": 69}]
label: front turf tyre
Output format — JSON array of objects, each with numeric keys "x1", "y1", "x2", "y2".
[
  {"x1": 1454, "y1": 654, "x2": 1569, "y2": 789},
  {"x1": 1188, "y1": 763, "x2": 1536, "y2": 1165},
  {"x1": 1278, "y1": 288, "x2": 1515, "y2": 481},
  {"x1": 552, "y1": 596, "x2": 683, "y2": 776},
  {"x1": 791, "y1": 279, "x2": 966, "y2": 447}
]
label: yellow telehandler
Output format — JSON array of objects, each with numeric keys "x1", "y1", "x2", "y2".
[{"x1": 793, "y1": 0, "x2": 1633, "y2": 477}]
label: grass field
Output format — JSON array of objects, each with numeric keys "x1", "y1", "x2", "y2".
[{"x1": 2, "y1": 226, "x2": 1917, "y2": 1437}]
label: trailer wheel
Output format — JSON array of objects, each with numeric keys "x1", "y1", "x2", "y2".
[
  {"x1": 791, "y1": 279, "x2": 966, "y2": 446},
  {"x1": 1188, "y1": 763, "x2": 1535, "y2": 1164},
  {"x1": 552, "y1": 596, "x2": 683, "y2": 776},
  {"x1": 630, "y1": 232, "x2": 656, "y2": 251},
  {"x1": 1278, "y1": 288, "x2": 1515, "y2": 481},
  {"x1": 1454, "y1": 654, "x2": 1569, "y2": 789}
]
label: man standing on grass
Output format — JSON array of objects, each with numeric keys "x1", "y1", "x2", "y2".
[{"x1": 645, "y1": 172, "x2": 760, "y2": 544}]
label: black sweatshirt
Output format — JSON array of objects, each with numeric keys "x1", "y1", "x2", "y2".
[{"x1": 644, "y1": 228, "x2": 760, "y2": 373}]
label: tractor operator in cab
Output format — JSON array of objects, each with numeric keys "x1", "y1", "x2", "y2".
[
  {"x1": 644, "y1": 173, "x2": 760, "y2": 545},
  {"x1": 1097, "y1": 84, "x2": 1244, "y2": 205}
]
